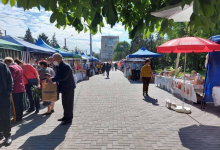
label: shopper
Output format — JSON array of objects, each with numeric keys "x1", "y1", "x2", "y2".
[
  {"x1": 102, "y1": 63, "x2": 106, "y2": 76},
  {"x1": 136, "y1": 62, "x2": 142, "y2": 79},
  {"x1": 39, "y1": 60, "x2": 55, "y2": 115},
  {"x1": 114, "y1": 63, "x2": 117, "y2": 71},
  {"x1": 131, "y1": 62, "x2": 137, "y2": 81},
  {"x1": 15, "y1": 59, "x2": 40, "y2": 114},
  {"x1": 86, "y1": 64, "x2": 90, "y2": 80},
  {"x1": 4, "y1": 57, "x2": 25, "y2": 122},
  {"x1": 0, "y1": 62, "x2": 13, "y2": 146},
  {"x1": 47, "y1": 53, "x2": 76, "y2": 125},
  {"x1": 140, "y1": 59, "x2": 152, "y2": 97},
  {"x1": 105, "y1": 63, "x2": 111, "y2": 78}
]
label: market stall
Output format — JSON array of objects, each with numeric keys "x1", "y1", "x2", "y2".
[
  {"x1": 123, "y1": 58, "x2": 145, "y2": 78},
  {"x1": 36, "y1": 39, "x2": 73, "y2": 57},
  {"x1": 125, "y1": 47, "x2": 162, "y2": 80},
  {"x1": 0, "y1": 35, "x2": 54, "y2": 63},
  {"x1": 0, "y1": 39, "x2": 24, "y2": 59},
  {"x1": 157, "y1": 37, "x2": 220, "y2": 107},
  {"x1": 155, "y1": 75, "x2": 173, "y2": 91}
]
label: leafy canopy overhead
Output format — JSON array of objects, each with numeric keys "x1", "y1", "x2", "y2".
[{"x1": 2, "y1": 0, "x2": 220, "y2": 39}]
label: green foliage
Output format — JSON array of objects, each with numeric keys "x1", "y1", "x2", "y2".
[
  {"x1": 112, "y1": 41, "x2": 130, "y2": 61},
  {"x1": 2, "y1": 0, "x2": 220, "y2": 39},
  {"x1": 31, "y1": 85, "x2": 41, "y2": 100},
  {"x1": 37, "y1": 33, "x2": 50, "y2": 45},
  {"x1": 24, "y1": 28, "x2": 34, "y2": 44}
]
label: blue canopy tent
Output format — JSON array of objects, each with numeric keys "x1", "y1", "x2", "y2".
[
  {"x1": 88, "y1": 55, "x2": 99, "y2": 62},
  {"x1": 81, "y1": 52, "x2": 93, "y2": 61},
  {"x1": 36, "y1": 39, "x2": 73, "y2": 57},
  {"x1": 0, "y1": 35, "x2": 55, "y2": 54},
  {"x1": 127, "y1": 47, "x2": 163, "y2": 58},
  {"x1": 204, "y1": 35, "x2": 220, "y2": 103}
]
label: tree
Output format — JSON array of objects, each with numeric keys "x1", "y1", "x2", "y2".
[
  {"x1": 50, "y1": 33, "x2": 58, "y2": 47},
  {"x1": 2, "y1": 0, "x2": 220, "y2": 39},
  {"x1": 24, "y1": 28, "x2": 34, "y2": 44},
  {"x1": 113, "y1": 41, "x2": 130, "y2": 61},
  {"x1": 92, "y1": 52, "x2": 100, "y2": 59},
  {"x1": 38, "y1": 33, "x2": 50, "y2": 45}
]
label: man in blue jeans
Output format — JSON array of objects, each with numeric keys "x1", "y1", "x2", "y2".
[{"x1": 0, "y1": 62, "x2": 13, "y2": 146}]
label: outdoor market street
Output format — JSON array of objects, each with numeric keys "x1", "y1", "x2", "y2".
[{"x1": 2, "y1": 71, "x2": 220, "y2": 150}]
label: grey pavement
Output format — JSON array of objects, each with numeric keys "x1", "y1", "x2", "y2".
[{"x1": 1, "y1": 70, "x2": 220, "y2": 150}]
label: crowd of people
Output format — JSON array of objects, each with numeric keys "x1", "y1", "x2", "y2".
[
  {"x1": 83, "y1": 62, "x2": 118, "y2": 79},
  {"x1": 0, "y1": 53, "x2": 76, "y2": 146}
]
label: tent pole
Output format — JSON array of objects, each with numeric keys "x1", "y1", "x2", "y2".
[
  {"x1": 175, "y1": 53, "x2": 181, "y2": 77},
  {"x1": 182, "y1": 51, "x2": 187, "y2": 109}
]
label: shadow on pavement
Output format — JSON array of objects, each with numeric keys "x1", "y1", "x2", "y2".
[
  {"x1": 144, "y1": 96, "x2": 159, "y2": 106},
  {"x1": 18, "y1": 124, "x2": 71, "y2": 150},
  {"x1": 11, "y1": 113, "x2": 50, "y2": 140},
  {"x1": 128, "y1": 80, "x2": 142, "y2": 84},
  {"x1": 105, "y1": 78, "x2": 110, "y2": 79},
  {"x1": 179, "y1": 125, "x2": 220, "y2": 150}
]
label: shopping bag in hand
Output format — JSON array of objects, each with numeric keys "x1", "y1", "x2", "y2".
[{"x1": 42, "y1": 83, "x2": 57, "y2": 102}]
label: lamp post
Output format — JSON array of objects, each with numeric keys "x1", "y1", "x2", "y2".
[{"x1": 64, "y1": 35, "x2": 73, "y2": 50}]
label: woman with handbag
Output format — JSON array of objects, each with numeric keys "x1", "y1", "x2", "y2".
[{"x1": 15, "y1": 59, "x2": 40, "y2": 114}]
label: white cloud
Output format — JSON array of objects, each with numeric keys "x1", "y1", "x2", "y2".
[{"x1": 0, "y1": 3, "x2": 131, "y2": 53}]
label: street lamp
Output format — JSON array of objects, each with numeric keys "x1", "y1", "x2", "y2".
[{"x1": 64, "y1": 35, "x2": 73, "y2": 50}]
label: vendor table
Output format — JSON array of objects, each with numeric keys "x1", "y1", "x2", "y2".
[
  {"x1": 155, "y1": 75, "x2": 173, "y2": 91},
  {"x1": 74, "y1": 72, "x2": 86, "y2": 83},
  {"x1": 124, "y1": 68, "x2": 131, "y2": 78},
  {"x1": 213, "y1": 87, "x2": 220, "y2": 106},
  {"x1": 171, "y1": 79, "x2": 204, "y2": 103}
]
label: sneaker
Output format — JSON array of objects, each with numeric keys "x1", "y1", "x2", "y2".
[{"x1": 51, "y1": 110, "x2": 55, "y2": 113}]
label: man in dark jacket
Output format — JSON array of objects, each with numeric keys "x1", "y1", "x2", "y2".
[
  {"x1": 48, "y1": 53, "x2": 76, "y2": 125},
  {"x1": 105, "y1": 63, "x2": 111, "y2": 78},
  {"x1": 0, "y1": 62, "x2": 13, "y2": 146}
]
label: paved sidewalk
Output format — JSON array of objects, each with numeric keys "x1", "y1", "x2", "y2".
[{"x1": 1, "y1": 70, "x2": 220, "y2": 150}]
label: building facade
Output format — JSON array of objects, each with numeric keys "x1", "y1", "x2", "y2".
[{"x1": 101, "y1": 36, "x2": 119, "y2": 61}]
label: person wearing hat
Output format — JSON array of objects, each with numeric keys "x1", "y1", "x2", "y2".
[{"x1": 140, "y1": 59, "x2": 152, "y2": 97}]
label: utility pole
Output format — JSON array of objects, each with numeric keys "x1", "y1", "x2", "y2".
[
  {"x1": 5, "y1": 30, "x2": 6, "y2": 36},
  {"x1": 90, "y1": 32, "x2": 92, "y2": 56}
]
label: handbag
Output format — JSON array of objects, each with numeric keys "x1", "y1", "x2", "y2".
[{"x1": 23, "y1": 74, "x2": 38, "y2": 85}]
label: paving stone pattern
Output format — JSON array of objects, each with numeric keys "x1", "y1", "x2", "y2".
[{"x1": 1, "y1": 71, "x2": 220, "y2": 150}]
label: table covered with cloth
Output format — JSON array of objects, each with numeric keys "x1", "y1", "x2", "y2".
[
  {"x1": 74, "y1": 72, "x2": 86, "y2": 83},
  {"x1": 213, "y1": 87, "x2": 220, "y2": 106},
  {"x1": 171, "y1": 79, "x2": 204, "y2": 103},
  {"x1": 155, "y1": 75, "x2": 173, "y2": 91}
]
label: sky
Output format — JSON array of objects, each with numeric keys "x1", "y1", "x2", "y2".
[{"x1": 0, "y1": 3, "x2": 131, "y2": 54}]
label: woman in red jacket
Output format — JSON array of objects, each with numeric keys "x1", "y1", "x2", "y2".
[
  {"x1": 15, "y1": 59, "x2": 40, "y2": 114},
  {"x1": 4, "y1": 57, "x2": 25, "y2": 121}
]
